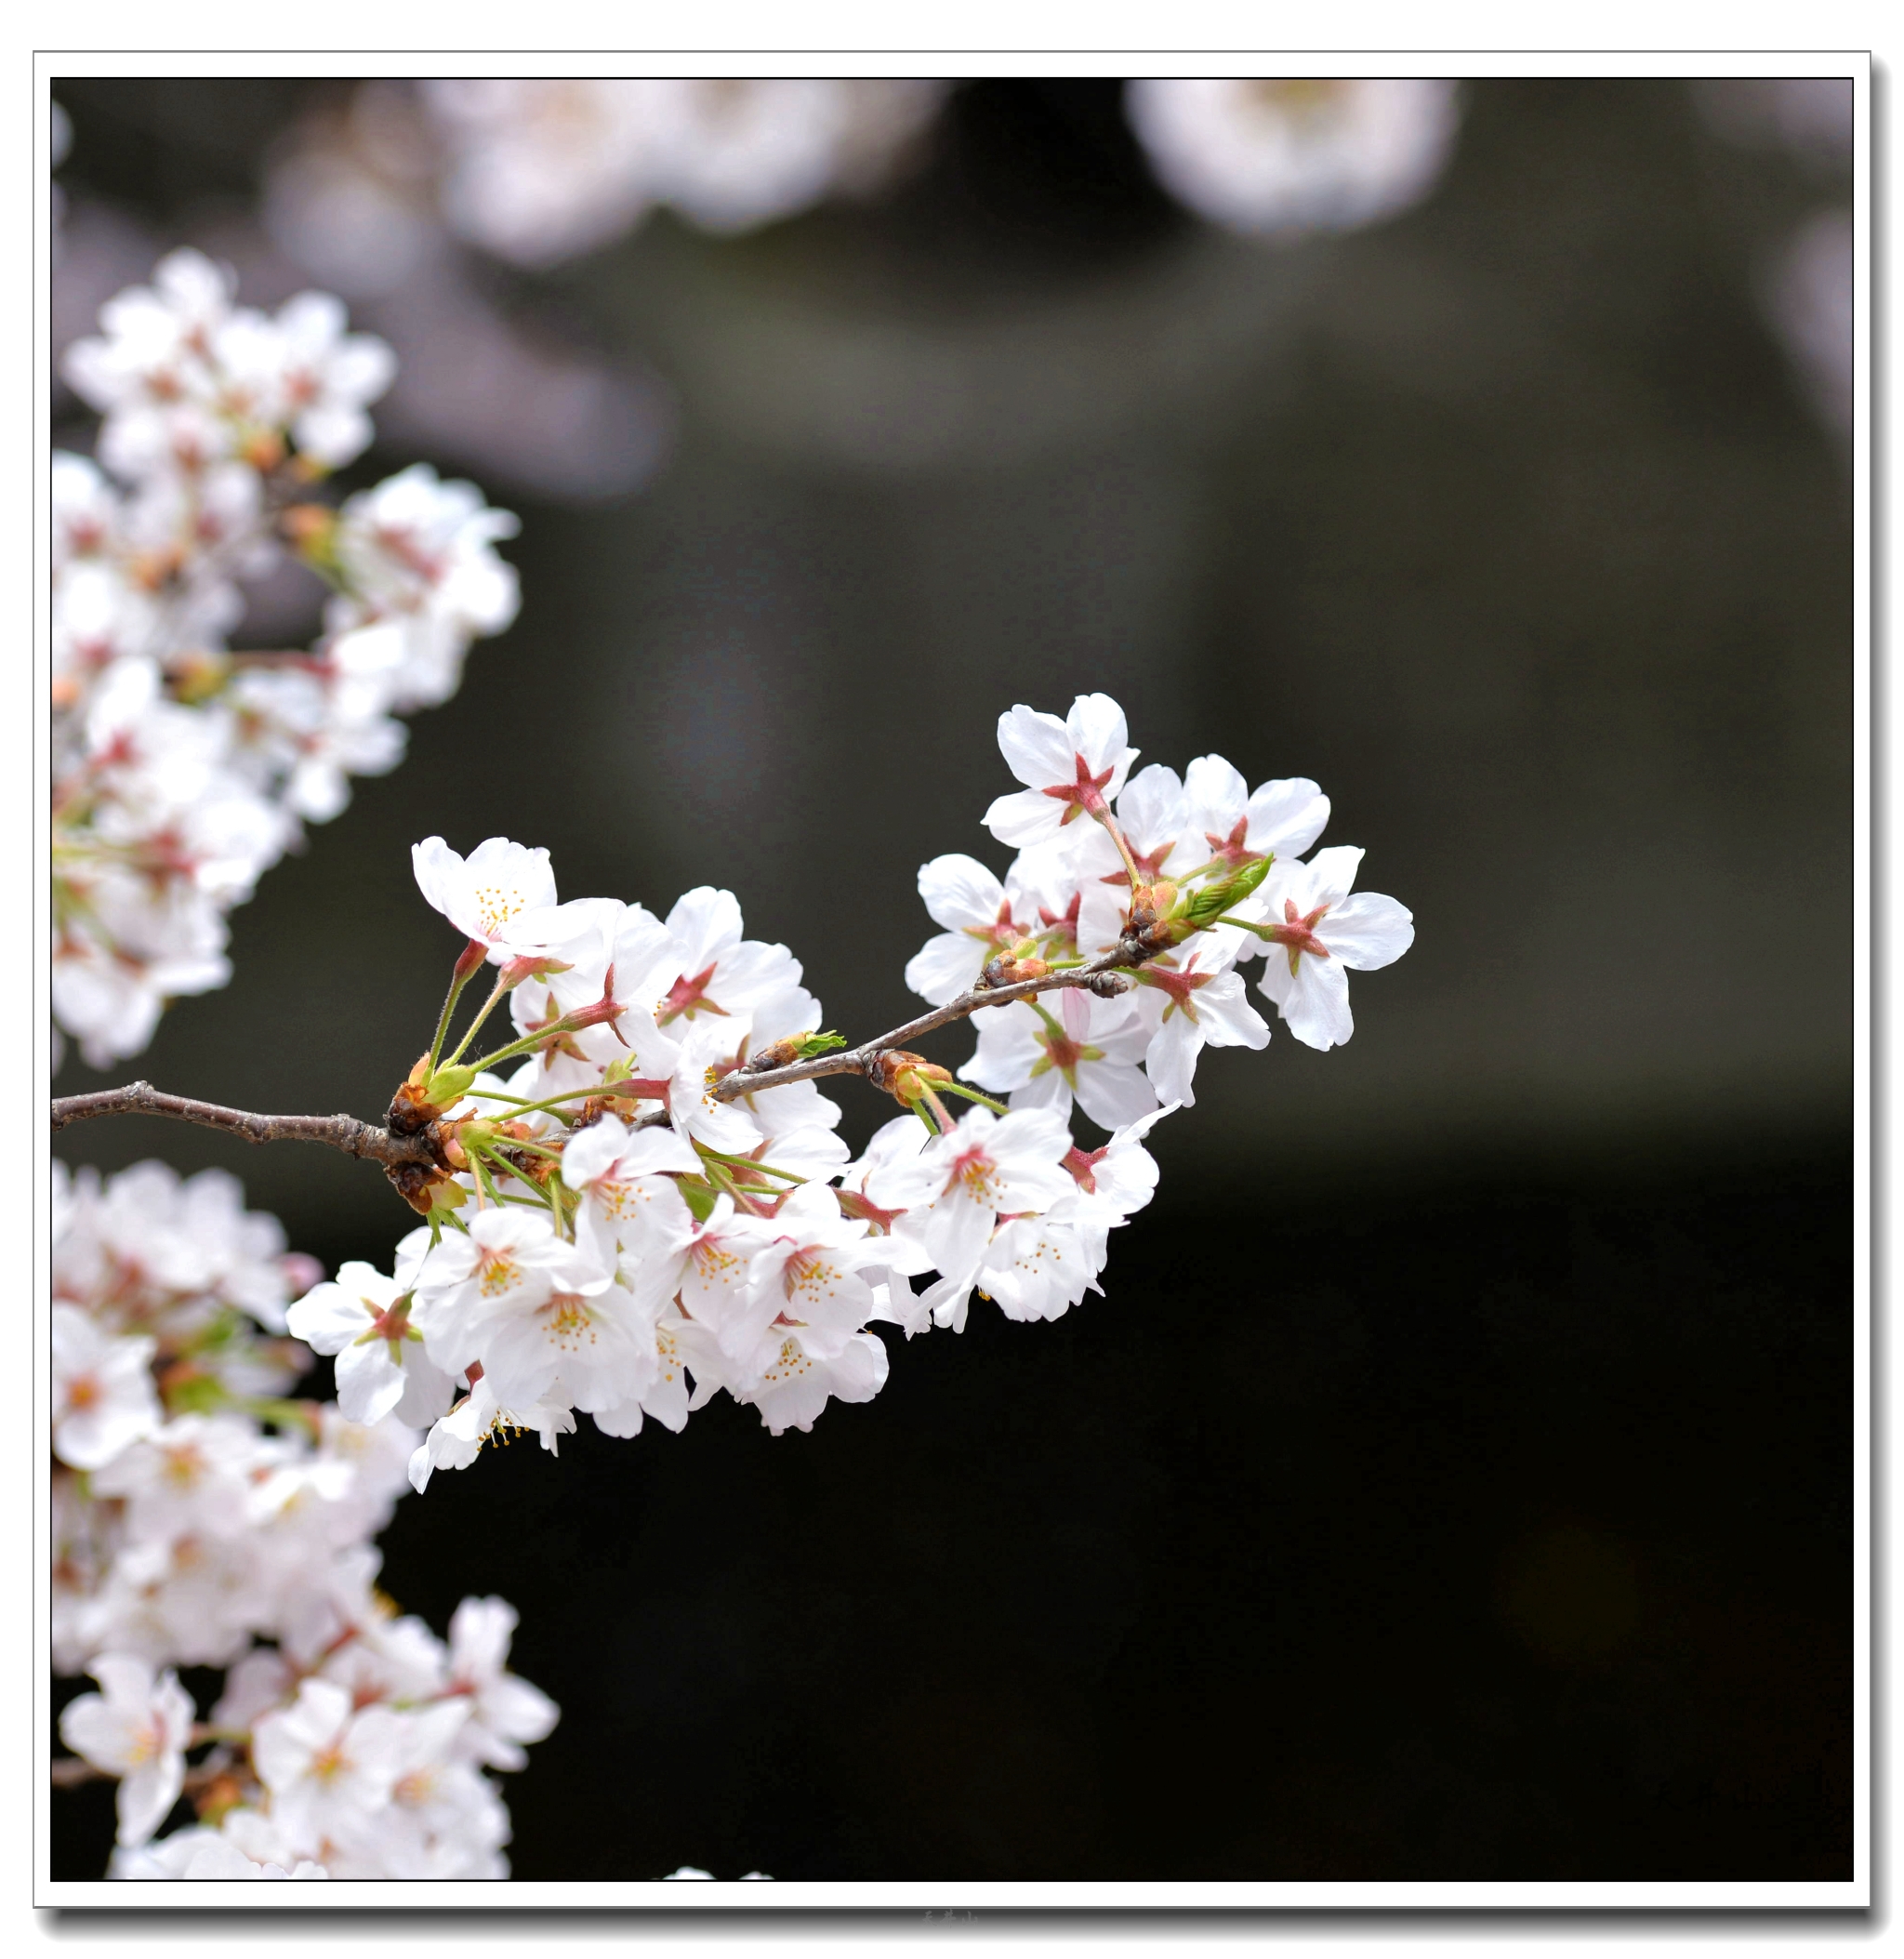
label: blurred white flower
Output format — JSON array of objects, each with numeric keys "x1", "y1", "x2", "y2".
[
  {"x1": 421, "y1": 77, "x2": 948, "y2": 264},
  {"x1": 1692, "y1": 77, "x2": 1854, "y2": 168},
  {"x1": 59, "y1": 1654, "x2": 193, "y2": 1846},
  {"x1": 1126, "y1": 78, "x2": 1461, "y2": 237},
  {"x1": 1766, "y1": 207, "x2": 1855, "y2": 441}
]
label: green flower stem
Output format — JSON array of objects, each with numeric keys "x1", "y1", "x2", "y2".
[
  {"x1": 932, "y1": 1079, "x2": 1012, "y2": 1116},
  {"x1": 428, "y1": 964, "x2": 478, "y2": 1072},
  {"x1": 443, "y1": 973, "x2": 515, "y2": 1067},
  {"x1": 1088, "y1": 807, "x2": 1144, "y2": 888},
  {"x1": 460, "y1": 1016, "x2": 589, "y2": 1079},
  {"x1": 695, "y1": 1147, "x2": 807, "y2": 1185}
]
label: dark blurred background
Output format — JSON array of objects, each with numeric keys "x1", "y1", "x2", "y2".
[{"x1": 49, "y1": 77, "x2": 1853, "y2": 1881}]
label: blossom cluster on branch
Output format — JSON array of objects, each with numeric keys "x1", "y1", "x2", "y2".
[
  {"x1": 279, "y1": 693, "x2": 1412, "y2": 1485},
  {"x1": 51, "y1": 1159, "x2": 556, "y2": 1879},
  {"x1": 52, "y1": 247, "x2": 520, "y2": 1068}
]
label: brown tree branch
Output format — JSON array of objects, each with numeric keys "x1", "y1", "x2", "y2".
[
  {"x1": 46, "y1": 937, "x2": 1164, "y2": 1166},
  {"x1": 49, "y1": 1081, "x2": 440, "y2": 1170},
  {"x1": 713, "y1": 936, "x2": 1153, "y2": 1103}
]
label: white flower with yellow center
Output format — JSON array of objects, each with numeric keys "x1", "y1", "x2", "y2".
[
  {"x1": 411, "y1": 833, "x2": 589, "y2": 965},
  {"x1": 884, "y1": 1105, "x2": 1077, "y2": 1290},
  {"x1": 406, "y1": 1207, "x2": 591, "y2": 1382},
  {"x1": 59, "y1": 1652, "x2": 195, "y2": 1846}
]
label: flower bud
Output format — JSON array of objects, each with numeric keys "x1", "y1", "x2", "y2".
[
  {"x1": 167, "y1": 650, "x2": 231, "y2": 705},
  {"x1": 281, "y1": 503, "x2": 339, "y2": 573},
  {"x1": 194, "y1": 1773, "x2": 246, "y2": 1825},
  {"x1": 239, "y1": 428, "x2": 285, "y2": 473},
  {"x1": 422, "y1": 1063, "x2": 479, "y2": 1106},
  {"x1": 1180, "y1": 853, "x2": 1274, "y2": 930},
  {"x1": 981, "y1": 955, "x2": 1050, "y2": 988}
]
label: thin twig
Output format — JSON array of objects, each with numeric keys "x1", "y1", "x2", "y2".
[
  {"x1": 711, "y1": 936, "x2": 1152, "y2": 1104},
  {"x1": 49, "y1": 1080, "x2": 439, "y2": 1170}
]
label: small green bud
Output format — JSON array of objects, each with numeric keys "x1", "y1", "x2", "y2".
[
  {"x1": 425, "y1": 1064, "x2": 479, "y2": 1105},
  {"x1": 1179, "y1": 855, "x2": 1274, "y2": 933}
]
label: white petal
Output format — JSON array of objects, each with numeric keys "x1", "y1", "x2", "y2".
[
  {"x1": 917, "y1": 854, "x2": 1005, "y2": 933},
  {"x1": 1282, "y1": 957, "x2": 1355, "y2": 1050},
  {"x1": 1073, "y1": 1059, "x2": 1160, "y2": 1132},
  {"x1": 1302, "y1": 844, "x2": 1366, "y2": 904},
  {"x1": 1144, "y1": 1014, "x2": 1202, "y2": 1108},
  {"x1": 1246, "y1": 777, "x2": 1330, "y2": 860},
  {"x1": 996, "y1": 704, "x2": 1075, "y2": 789},
  {"x1": 1319, "y1": 892, "x2": 1415, "y2": 971},
  {"x1": 905, "y1": 932, "x2": 985, "y2": 1007},
  {"x1": 983, "y1": 787, "x2": 1068, "y2": 849},
  {"x1": 1065, "y1": 693, "x2": 1130, "y2": 775}
]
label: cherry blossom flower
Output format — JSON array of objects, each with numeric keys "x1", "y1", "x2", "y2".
[
  {"x1": 422, "y1": 78, "x2": 948, "y2": 266},
  {"x1": 559, "y1": 1116, "x2": 702, "y2": 1256},
  {"x1": 652, "y1": 885, "x2": 803, "y2": 1029},
  {"x1": 984, "y1": 693, "x2": 1141, "y2": 850},
  {"x1": 522, "y1": 897, "x2": 681, "y2": 1048},
  {"x1": 960, "y1": 990, "x2": 1159, "y2": 1131},
  {"x1": 50, "y1": 1159, "x2": 557, "y2": 1883},
  {"x1": 289, "y1": 1262, "x2": 457, "y2": 1427},
  {"x1": 51, "y1": 1307, "x2": 161, "y2": 1470},
  {"x1": 269, "y1": 290, "x2": 398, "y2": 467},
  {"x1": 1129, "y1": 945, "x2": 1271, "y2": 1108},
  {"x1": 694, "y1": 981, "x2": 845, "y2": 1139},
  {"x1": 407, "y1": 1374, "x2": 578, "y2": 1493},
  {"x1": 52, "y1": 253, "x2": 516, "y2": 1067},
  {"x1": 742, "y1": 1179, "x2": 885, "y2": 1362},
  {"x1": 628, "y1": 1016, "x2": 772, "y2": 1158},
  {"x1": 478, "y1": 1250, "x2": 655, "y2": 1417},
  {"x1": 90, "y1": 1414, "x2": 264, "y2": 1543},
  {"x1": 407, "y1": 1207, "x2": 602, "y2": 1382},
  {"x1": 252, "y1": 1677, "x2": 414, "y2": 1843},
  {"x1": 327, "y1": 463, "x2": 522, "y2": 711},
  {"x1": 1253, "y1": 845, "x2": 1415, "y2": 1050},
  {"x1": 884, "y1": 1105, "x2": 1077, "y2": 1289},
  {"x1": 1181, "y1": 757, "x2": 1330, "y2": 880},
  {"x1": 1060, "y1": 1105, "x2": 1174, "y2": 1261},
  {"x1": 410, "y1": 835, "x2": 566, "y2": 964},
  {"x1": 443, "y1": 1596, "x2": 561, "y2": 1771},
  {"x1": 735, "y1": 1326, "x2": 890, "y2": 1436},
  {"x1": 905, "y1": 852, "x2": 1048, "y2": 1005},
  {"x1": 1067, "y1": 761, "x2": 1198, "y2": 951},
  {"x1": 1126, "y1": 79, "x2": 1461, "y2": 238},
  {"x1": 59, "y1": 1653, "x2": 194, "y2": 1846}
]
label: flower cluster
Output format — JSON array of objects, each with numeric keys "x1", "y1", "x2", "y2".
[
  {"x1": 419, "y1": 79, "x2": 950, "y2": 266},
  {"x1": 51, "y1": 1159, "x2": 556, "y2": 1879},
  {"x1": 52, "y1": 248, "x2": 520, "y2": 1068},
  {"x1": 1125, "y1": 79, "x2": 1462, "y2": 237},
  {"x1": 305, "y1": 694, "x2": 1411, "y2": 1483}
]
